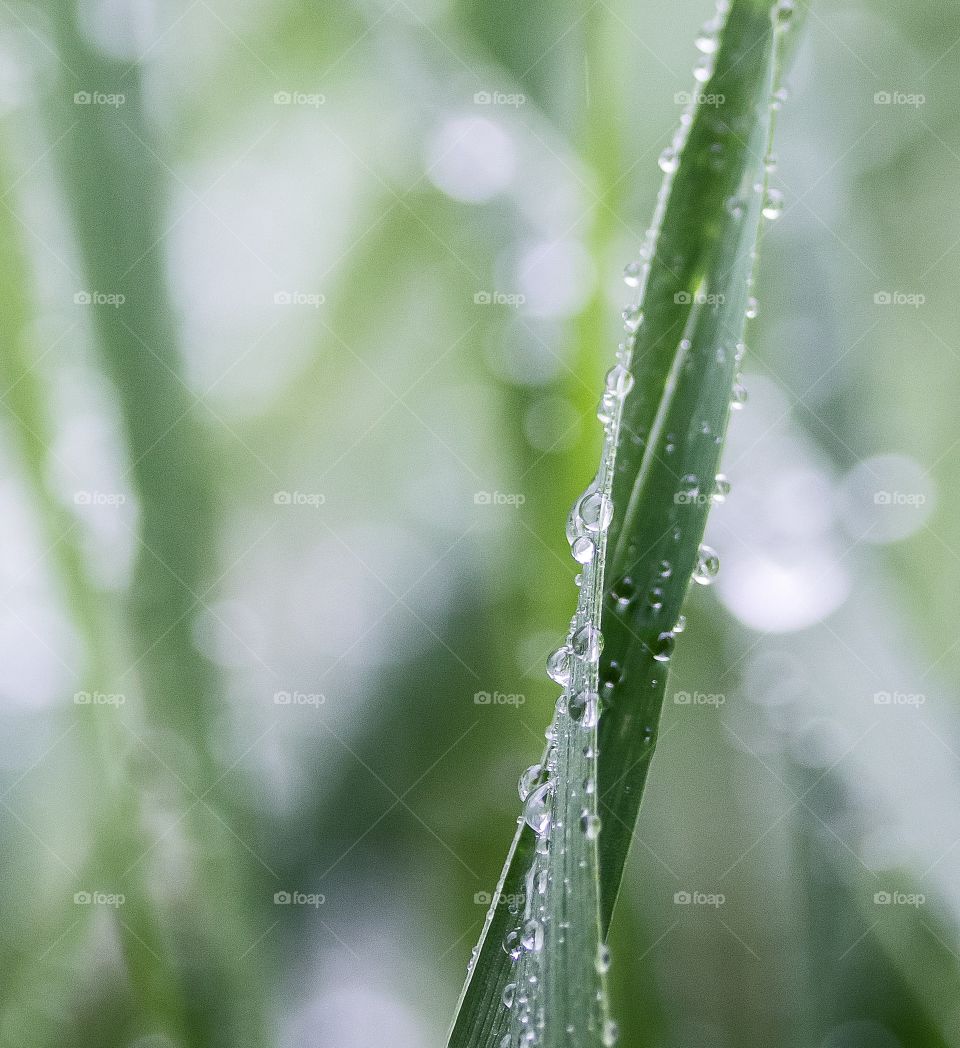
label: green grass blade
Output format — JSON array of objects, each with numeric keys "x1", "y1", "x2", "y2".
[
  {"x1": 449, "y1": 2, "x2": 800, "y2": 1045},
  {"x1": 598, "y1": 0, "x2": 794, "y2": 929}
]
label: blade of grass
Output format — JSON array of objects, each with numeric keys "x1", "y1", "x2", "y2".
[{"x1": 448, "y1": 3, "x2": 801, "y2": 1045}]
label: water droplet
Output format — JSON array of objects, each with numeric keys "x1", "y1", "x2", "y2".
[
  {"x1": 572, "y1": 624, "x2": 602, "y2": 661},
  {"x1": 569, "y1": 690, "x2": 600, "y2": 728},
  {"x1": 602, "y1": 1019, "x2": 620, "y2": 1046},
  {"x1": 693, "y1": 58, "x2": 712, "y2": 82},
  {"x1": 502, "y1": 929, "x2": 522, "y2": 959},
  {"x1": 596, "y1": 942, "x2": 611, "y2": 974},
  {"x1": 572, "y1": 536, "x2": 596, "y2": 564},
  {"x1": 580, "y1": 810, "x2": 601, "y2": 839},
  {"x1": 713, "y1": 473, "x2": 731, "y2": 502},
  {"x1": 653, "y1": 631, "x2": 675, "y2": 662},
  {"x1": 731, "y1": 381, "x2": 748, "y2": 410},
  {"x1": 578, "y1": 492, "x2": 613, "y2": 533},
  {"x1": 621, "y1": 305, "x2": 643, "y2": 333},
  {"x1": 609, "y1": 576, "x2": 635, "y2": 610},
  {"x1": 502, "y1": 983, "x2": 517, "y2": 1008},
  {"x1": 695, "y1": 31, "x2": 719, "y2": 54},
  {"x1": 647, "y1": 586, "x2": 664, "y2": 612},
  {"x1": 693, "y1": 544, "x2": 720, "y2": 585},
  {"x1": 762, "y1": 188, "x2": 784, "y2": 220},
  {"x1": 622, "y1": 260, "x2": 643, "y2": 287},
  {"x1": 521, "y1": 918, "x2": 544, "y2": 952},
  {"x1": 775, "y1": 0, "x2": 795, "y2": 26},
  {"x1": 658, "y1": 147, "x2": 678, "y2": 174},
  {"x1": 725, "y1": 195, "x2": 746, "y2": 219},
  {"x1": 601, "y1": 659, "x2": 623, "y2": 690},
  {"x1": 597, "y1": 393, "x2": 618, "y2": 425},
  {"x1": 518, "y1": 763, "x2": 543, "y2": 801},
  {"x1": 745, "y1": 296, "x2": 758, "y2": 319},
  {"x1": 546, "y1": 644, "x2": 572, "y2": 685},
  {"x1": 674, "y1": 613, "x2": 687, "y2": 633},
  {"x1": 523, "y1": 781, "x2": 553, "y2": 834},
  {"x1": 605, "y1": 363, "x2": 635, "y2": 397}
]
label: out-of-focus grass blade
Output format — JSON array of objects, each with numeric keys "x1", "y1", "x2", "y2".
[{"x1": 448, "y1": 2, "x2": 799, "y2": 1045}]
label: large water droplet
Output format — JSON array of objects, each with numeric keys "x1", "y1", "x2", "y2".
[
  {"x1": 602, "y1": 1019, "x2": 620, "y2": 1046},
  {"x1": 571, "y1": 536, "x2": 596, "y2": 564},
  {"x1": 745, "y1": 296, "x2": 758, "y2": 319},
  {"x1": 502, "y1": 983, "x2": 517, "y2": 1008},
  {"x1": 653, "y1": 631, "x2": 675, "y2": 662},
  {"x1": 572, "y1": 624, "x2": 602, "y2": 661},
  {"x1": 693, "y1": 544, "x2": 720, "y2": 585},
  {"x1": 713, "y1": 473, "x2": 731, "y2": 502},
  {"x1": 518, "y1": 763, "x2": 543, "y2": 801},
  {"x1": 595, "y1": 942, "x2": 611, "y2": 974},
  {"x1": 569, "y1": 690, "x2": 600, "y2": 728},
  {"x1": 523, "y1": 781, "x2": 553, "y2": 834},
  {"x1": 658, "y1": 147, "x2": 678, "y2": 174},
  {"x1": 521, "y1": 918, "x2": 544, "y2": 952},
  {"x1": 580, "y1": 810, "x2": 601, "y2": 839},
  {"x1": 605, "y1": 363, "x2": 635, "y2": 397},
  {"x1": 579, "y1": 492, "x2": 613, "y2": 534},
  {"x1": 762, "y1": 188, "x2": 784, "y2": 220},
  {"x1": 622, "y1": 260, "x2": 642, "y2": 287},
  {"x1": 730, "y1": 381, "x2": 748, "y2": 410},
  {"x1": 546, "y1": 644, "x2": 572, "y2": 685}
]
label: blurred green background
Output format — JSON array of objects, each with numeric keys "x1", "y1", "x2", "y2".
[{"x1": 0, "y1": 0, "x2": 958, "y2": 1046}]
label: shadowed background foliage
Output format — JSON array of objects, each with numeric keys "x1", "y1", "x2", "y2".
[{"x1": 0, "y1": 1, "x2": 959, "y2": 1046}]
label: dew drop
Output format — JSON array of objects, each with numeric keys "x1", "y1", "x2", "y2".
[
  {"x1": 674, "y1": 613, "x2": 687, "y2": 633},
  {"x1": 658, "y1": 559, "x2": 672, "y2": 578},
  {"x1": 569, "y1": 690, "x2": 600, "y2": 728},
  {"x1": 653, "y1": 631, "x2": 675, "y2": 662},
  {"x1": 523, "y1": 781, "x2": 553, "y2": 834},
  {"x1": 521, "y1": 918, "x2": 544, "y2": 952},
  {"x1": 595, "y1": 942, "x2": 611, "y2": 974},
  {"x1": 693, "y1": 544, "x2": 720, "y2": 585},
  {"x1": 762, "y1": 188, "x2": 784, "y2": 220},
  {"x1": 546, "y1": 644, "x2": 572, "y2": 685},
  {"x1": 580, "y1": 810, "x2": 602, "y2": 839},
  {"x1": 518, "y1": 763, "x2": 543, "y2": 801},
  {"x1": 502, "y1": 929, "x2": 522, "y2": 959},
  {"x1": 605, "y1": 363, "x2": 635, "y2": 397},
  {"x1": 602, "y1": 1019, "x2": 620, "y2": 1046},
  {"x1": 579, "y1": 491, "x2": 613, "y2": 534},
  {"x1": 658, "y1": 147, "x2": 678, "y2": 174},
  {"x1": 502, "y1": 983, "x2": 517, "y2": 1008},
  {"x1": 695, "y1": 31, "x2": 719, "y2": 54},
  {"x1": 572, "y1": 536, "x2": 596, "y2": 564},
  {"x1": 731, "y1": 381, "x2": 748, "y2": 409},
  {"x1": 622, "y1": 260, "x2": 643, "y2": 287},
  {"x1": 745, "y1": 296, "x2": 758, "y2": 319},
  {"x1": 713, "y1": 473, "x2": 731, "y2": 502},
  {"x1": 572, "y1": 625, "x2": 602, "y2": 662},
  {"x1": 621, "y1": 306, "x2": 643, "y2": 333}
]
